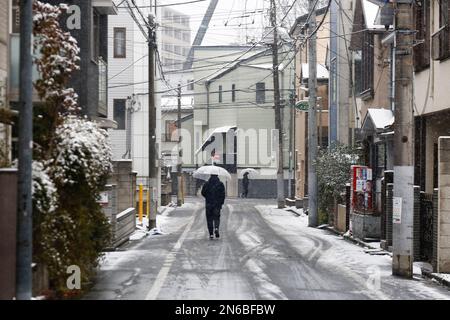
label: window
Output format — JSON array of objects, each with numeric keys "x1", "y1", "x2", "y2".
[
  {"x1": 182, "y1": 32, "x2": 190, "y2": 43},
  {"x1": 165, "y1": 120, "x2": 178, "y2": 141},
  {"x1": 353, "y1": 51, "x2": 362, "y2": 96},
  {"x1": 113, "y1": 28, "x2": 126, "y2": 58},
  {"x1": 113, "y1": 99, "x2": 126, "y2": 130},
  {"x1": 432, "y1": 0, "x2": 450, "y2": 60},
  {"x1": 91, "y1": 9, "x2": 100, "y2": 61},
  {"x1": 163, "y1": 44, "x2": 172, "y2": 53},
  {"x1": 188, "y1": 80, "x2": 194, "y2": 91},
  {"x1": 174, "y1": 29, "x2": 182, "y2": 40},
  {"x1": 256, "y1": 82, "x2": 265, "y2": 104},
  {"x1": 163, "y1": 9, "x2": 171, "y2": 19},
  {"x1": 232, "y1": 84, "x2": 236, "y2": 102},
  {"x1": 164, "y1": 27, "x2": 173, "y2": 37},
  {"x1": 218, "y1": 85, "x2": 223, "y2": 103},
  {"x1": 414, "y1": 0, "x2": 430, "y2": 70},
  {"x1": 360, "y1": 31, "x2": 374, "y2": 98}
]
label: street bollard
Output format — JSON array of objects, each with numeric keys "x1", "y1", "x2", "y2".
[{"x1": 139, "y1": 184, "x2": 143, "y2": 224}]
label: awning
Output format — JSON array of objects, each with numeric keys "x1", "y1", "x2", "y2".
[
  {"x1": 92, "y1": 0, "x2": 118, "y2": 15},
  {"x1": 362, "y1": 0, "x2": 392, "y2": 30},
  {"x1": 92, "y1": 116, "x2": 118, "y2": 129},
  {"x1": 195, "y1": 126, "x2": 237, "y2": 155}
]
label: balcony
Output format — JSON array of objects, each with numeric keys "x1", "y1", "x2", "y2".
[{"x1": 432, "y1": 25, "x2": 450, "y2": 61}]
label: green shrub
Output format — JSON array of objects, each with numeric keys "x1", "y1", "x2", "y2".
[{"x1": 315, "y1": 143, "x2": 361, "y2": 221}]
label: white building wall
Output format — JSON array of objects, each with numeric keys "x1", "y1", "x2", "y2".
[
  {"x1": 108, "y1": 0, "x2": 162, "y2": 203},
  {"x1": 191, "y1": 45, "x2": 295, "y2": 174},
  {"x1": 108, "y1": 7, "x2": 135, "y2": 160}
]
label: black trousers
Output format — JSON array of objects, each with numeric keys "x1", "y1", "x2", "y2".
[
  {"x1": 242, "y1": 186, "x2": 248, "y2": 198},
  {"x1": 205, "y1": 206, "x2": 221, "y2": 235}
]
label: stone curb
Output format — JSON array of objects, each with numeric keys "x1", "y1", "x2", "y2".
[
  {"x1": 421, "y1": 270, "x2": 450, "y2": 288},
  {"x1": 324, "y1": 226, "x2": 392, "y2": 256}
]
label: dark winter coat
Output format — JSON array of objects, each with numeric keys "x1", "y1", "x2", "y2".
[
  {"x1": 243, "y1": 175, "x2": 249, "y2": 189},
  {"x1": 201, "y1": 175, "x2": 226, "y2": 209}
]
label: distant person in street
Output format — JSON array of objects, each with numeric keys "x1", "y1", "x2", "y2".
[
  {"x1": 201, "y1": 174, "x2": 226, "y2": 239},
  {"x1": 242, "y1": 172, "x2": 250, "y2": 198}
]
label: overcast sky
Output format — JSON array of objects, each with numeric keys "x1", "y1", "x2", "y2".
[{"x1": 158, "y1": 0, "x2": 308, "y2": 45}]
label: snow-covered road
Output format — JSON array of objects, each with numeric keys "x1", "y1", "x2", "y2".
[{"x1": 84, "y1": 198, "x2": 450, "y2": 300}]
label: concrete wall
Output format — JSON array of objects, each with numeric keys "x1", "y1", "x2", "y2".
[
  {"x1": 350, "y1": 212, "x2": 381, "y2": 239},
  {"x1": 0, "y1": 169, "x2": 17, "y2": 300},
  {"x1": 108, "y1": 160, "x2": 137, "y2": 212},
  {"x1": 237, "y1": 178, "x2": 290, "y2": 199},
  {"x1": 422, "y1": 113, "x2": 450, "y2": 193},
  {"x1": 437, "y1": 136, "x2": 450, "y2": 272},
  {"x1": 336, "y1": 204, "x2": 347, "y2": 233}
]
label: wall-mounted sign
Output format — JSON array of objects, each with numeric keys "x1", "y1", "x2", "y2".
[
  {"x1": 295, "y1": 100, "x2": 309, "y2": 111},
  {"x1": 393, "y1": 197, "x2": 402, "y2": 224}
]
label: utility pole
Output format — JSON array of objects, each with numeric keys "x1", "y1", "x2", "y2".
[
  {"x1": 147, "y1": 14, "x2": 157, "y2": 230},
  {"x1": 307, "y1": 0, "x2": 318, "y2": 227},
  {"x1": 177, "y1": 83, "x2": 183, "y2": 207},
  {"x1": 392, "y1": 1, "x2": 415, "y2": 278},
  {"x1": 270, "y1": 0, "x2": 285, "y2": 209},
  {"x1": 16, "y1": 0, "x2": 33, "y2": 300}
]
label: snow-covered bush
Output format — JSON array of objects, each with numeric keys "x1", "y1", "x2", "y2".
[
  {"x1": 52, "y1": 116, "x2": 113, "y2": 189},
  {"x1": 315, "y1": 143, "x2": 361, "y2": 224},
  {"x1": 32, "y1": 161, "x2": 57, "y2": 214},
  {"x1": 33, "y1": 0, "x2": 80, "y2": 113}
]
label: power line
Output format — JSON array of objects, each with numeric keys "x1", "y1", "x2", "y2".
[{"x1": 118, "y1": 0, "x2": 208, "y2": 8}]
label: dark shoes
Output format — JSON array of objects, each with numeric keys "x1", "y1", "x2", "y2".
[{"x1": 209, "y1": 229, "x2": 220, "y2": 240}]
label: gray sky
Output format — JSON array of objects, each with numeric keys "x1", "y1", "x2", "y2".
[{"x1": 159, "y1": 0, "x2": 308, "y2": 45}]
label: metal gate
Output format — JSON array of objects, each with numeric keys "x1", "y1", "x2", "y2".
[{"x1": 420, "y1": 193, "x2": 434, "y2": 262}]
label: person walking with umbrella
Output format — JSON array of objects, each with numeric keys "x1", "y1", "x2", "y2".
[
  {"x1": 240, "y1": 168, "x2": 257, "y2": 198},
  {"x1": 242, "y1": 172, "x2": 250, "y2": 198},
  {"x1": 201, "y1": 170, "x2": 226, "y2": 239}
]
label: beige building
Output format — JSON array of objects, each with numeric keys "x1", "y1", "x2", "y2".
[
  {"x1": 290, "y1": 7, "x2": 330, "y2": 199},
  {"x1": 413, "y1": 0, "x2": 450, "y2": 193}
]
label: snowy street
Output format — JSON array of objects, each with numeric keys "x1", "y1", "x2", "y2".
[{"x1": 84, "y1": 198, "x2": 450, "y2": 300}]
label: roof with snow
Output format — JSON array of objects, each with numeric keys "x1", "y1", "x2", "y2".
[
  {"x1": 160, "y1": 96, "x2": 194, "y2": 112},
  {"x1": 301, "y1": 63, "x2": 329, "y2": 80},
  {"x1": 362, "y1": 108, "x2": 394, "y2": 132}
]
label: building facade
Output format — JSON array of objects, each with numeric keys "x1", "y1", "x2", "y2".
[
  {"x1": 7, "y1": 0, "x2": 117, "y2": 160},
  {"x1": 188, "y1": 45, "x2": 295, "y2": 198}
]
